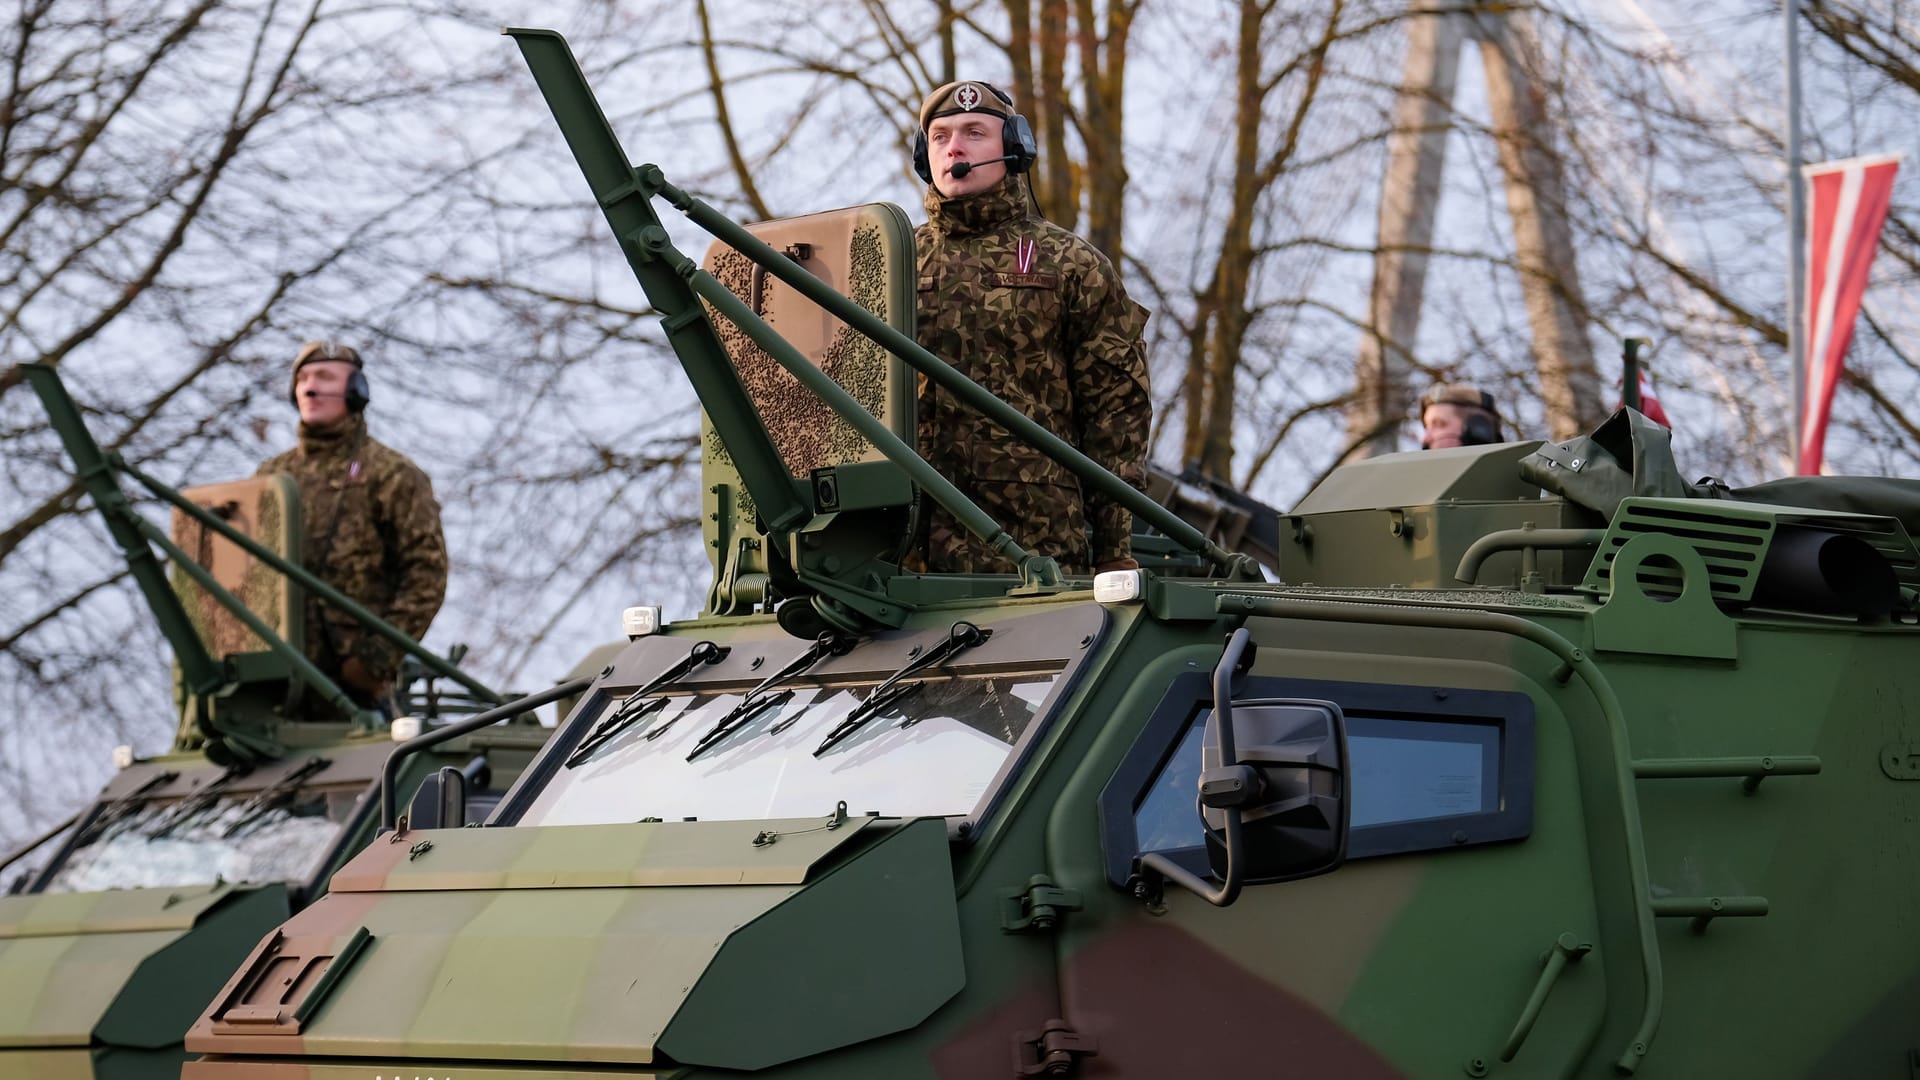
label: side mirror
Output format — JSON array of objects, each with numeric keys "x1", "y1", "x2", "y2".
[
  {"x1": 1136, "y1": 628, "x2": 1349, "y2": 907},
  {"x1": 1200, "y1": 698, "x2": 1347, "y2": 886},
  {"x1": 404, "y1": 766, "x2": 468, "y2": 831}
]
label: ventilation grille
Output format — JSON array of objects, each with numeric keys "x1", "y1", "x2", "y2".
[{"x1": 1584, "y1": 501, "x2": 1772, "y2": 602}]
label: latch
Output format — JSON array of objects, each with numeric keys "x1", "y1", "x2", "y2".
[
  {"x1": 1000, "y1": 874, "x2": 1082, "y2": 933},
  {"x1": 1013, "y1": 1018, "x2": 1096, "y2": 1077}
]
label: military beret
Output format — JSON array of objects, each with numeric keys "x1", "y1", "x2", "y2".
[
  {"x1": 918, "y1": 80, "x2": 1016, "y2": 131},
  {"x1": 292, "y1": 339, "x2": 364, "y2": 376},
  {"x1": 1419, "y1": 382, "x2": 1498, "y2": 416}
]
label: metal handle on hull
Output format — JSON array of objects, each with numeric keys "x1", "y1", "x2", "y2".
[{"x1": 1500, "y1": 933, "x2": 1593, "y2": 1063}]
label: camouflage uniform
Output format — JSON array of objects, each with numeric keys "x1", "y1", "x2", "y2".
[
  {"x1": 256, "y1": 406, "x2": 446, "y2": 706},
  {"x1": 915, "y1": 178, "x2": 1151, "y2": 575}
]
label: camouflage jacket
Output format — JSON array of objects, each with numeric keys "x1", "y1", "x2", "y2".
[
  {"x1": 915, "y1": 179, "x2": 1150, "y2": 572},
  {"x1": 256, "y1": 415, "x2": 446, "y2": 691}
]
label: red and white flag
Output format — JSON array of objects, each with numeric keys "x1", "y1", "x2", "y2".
[{"x1": 1800, "y1": 153, "x2": 1901, "y2": 475}]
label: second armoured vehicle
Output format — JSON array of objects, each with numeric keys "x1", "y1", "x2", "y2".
[
  {"x1": 177, "y1": 29, "x2": 1919, "y2": 1079},
  {"x1": 0, "y1": 367, "x2": 556, "y2": 1079}
]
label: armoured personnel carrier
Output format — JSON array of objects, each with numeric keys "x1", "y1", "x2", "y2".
[
  {"x1": 179, "y1": 29, "x2": 1919, "y2": 1079},
  {"x1": 0, "y1": 367, "x2": 556, "y2": 1079}
]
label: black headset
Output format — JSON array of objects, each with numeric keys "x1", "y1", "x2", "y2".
[
  {"x1": 912, "y1": 83, "x2": 1038, "y2": 185},
  {"x1": 1460, "y1": 410, "x2": 1500, "y2": 446}
]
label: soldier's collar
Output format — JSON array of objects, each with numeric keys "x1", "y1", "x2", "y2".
[
  {"x1": 923, "y1": 178, "x2": 1029, "y2": 237},
  {"x1": 295, "y1": 413, "x2": 367, "y2": 457}
]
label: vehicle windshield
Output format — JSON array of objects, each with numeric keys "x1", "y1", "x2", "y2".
[
  {"x1": 41, "y1": 786, "x2": 356, "y2": 894},
  {"x1": 516, "y1": 668, "x2": 1062, "y2": 826}
]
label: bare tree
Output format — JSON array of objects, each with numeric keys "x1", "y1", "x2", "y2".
[{"x1": 0, "y1": 1, "x2": 711, "y2": 844}]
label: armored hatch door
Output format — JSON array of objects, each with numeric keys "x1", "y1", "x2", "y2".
[
  {"x1": 698, "y1": 203, "x2": 917, "y2": 616},
  {"x1": 169, "y1": 475, "x2": 303, "y2": 745}
]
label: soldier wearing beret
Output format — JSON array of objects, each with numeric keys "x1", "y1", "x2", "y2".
[
  {"x1": 1419, "y1": 382, "x2": 1506, "y2": 449},
  {"x1": 256, "y1": 340, "x2": 446, "y2": 716},
  {"x1": 912, "y1": 80, "x2": 1151, "y2": 575}
]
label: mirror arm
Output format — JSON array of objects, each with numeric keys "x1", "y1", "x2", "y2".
[
  {"x1": 1136, "y1": 811, "x2": 1244, "y2": 907},
  {"x1": 1134, "y1": 628, "x2": 1256, "y2": 908}
]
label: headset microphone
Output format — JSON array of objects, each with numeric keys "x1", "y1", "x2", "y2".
[{"x1": 949, "y1": 155, "x2": 1016, "y2": 179}]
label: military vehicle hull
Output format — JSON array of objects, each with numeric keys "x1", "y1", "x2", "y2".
[{"x1": 181, "y1": 566, "x2": 1920, "y2": 1078}]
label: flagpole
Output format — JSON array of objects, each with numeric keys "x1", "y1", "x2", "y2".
[{"x1": 1786, "y1": 0, "x2": 1806, "y2": 466}]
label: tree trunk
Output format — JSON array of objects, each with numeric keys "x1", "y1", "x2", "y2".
[
  {"x1": 1475, "y1": 12, "x2": 1605, "y2": 437},
  {"x1": 1036, "y1": 0, "x2": 1077, "y2": 229},
  {"x1": 1074, "y1": 0, "x2": 1133, "y2": 263},
  {"x1": 1346, "y1": 9, "x2": 1464, "y2": 458}
]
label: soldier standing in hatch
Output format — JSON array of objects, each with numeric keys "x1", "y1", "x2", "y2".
[
  {"x1": 257, "y1": 340, "x2": 446, "y2": 717},
  {"x1": 911, "y1": 80, "x2": 1151, "y2": 575}
]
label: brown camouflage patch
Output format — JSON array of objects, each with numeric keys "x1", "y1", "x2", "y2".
[
  {"x1": 170, "y1": 476, "x2": 302, "y2": 659},
  {"x1": 701, "y1": 208, "x2": 910, "y2": 482}
]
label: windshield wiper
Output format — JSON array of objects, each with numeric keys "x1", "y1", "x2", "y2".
[
  {"x1": 687, "y1": 632, "x2": 850, "y2": 762},
  {"x1": 566, "y1": 698, "x2": 669, "y2": 767},
  {"x1": 815, "y1": 621, "x2": 990, "y2": 757},
  {"x1": 144, "y1": 765, "x2": 247, "y2": 839},
  {"x1": 74, "y1": 770, "x2": 180, "y2": 845},
  {"x1": 221, "y1": 757, "x2": 333, "y2": 837},
  {"x1": 562, "y1": 640, "x2": 727, "y2": 765}
]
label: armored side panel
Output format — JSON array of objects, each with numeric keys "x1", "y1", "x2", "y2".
[
  {"x1": 169, "y1": 476, "x2": 303, "y2": 659},
  {"x1": 0, "y1": 884, "x2": 292, "y2": 1080},
  {"x1": 698, "y1": 204, "x2": 917, "y2": 615}
]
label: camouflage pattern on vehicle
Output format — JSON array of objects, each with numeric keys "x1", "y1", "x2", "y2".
[
  {"x1": 177, "y1": 29, "x2": 1920, "y2": 1080},
  {"x1": 2, "y1": 372, "x2": 552, "y2": 1080}
]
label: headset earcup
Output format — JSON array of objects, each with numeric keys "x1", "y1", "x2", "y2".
[
  {"x1": 346, "y1": 369, "x2": 371, "y2": 413},
  {"x1": 1462, "y1": 411, "x2": 1499, "y2": 446},
  {"x1": 912, "y1": 130, "x2": 933, "y2": 184},
  {"x1": 1004, "y1": 114, "x2": 1038, "y2": 174}
]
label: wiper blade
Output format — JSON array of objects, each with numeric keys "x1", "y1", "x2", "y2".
[
  {"x1": 75, "y1": 770, "x2": 180, "y2": 845},
  {"x1": 565, "y1": 639, "x2": 727, "y2": 764},
  {"x1": 144, "y1": 765, "x2": 247, "y2": 839},
  {"x1": 687, "y1": 632, "x2": 850, "y2": 762},
  {"x1": 566, "y1": 698, "x2": 668, "y2": 767},
  {"x1": 221, "y1": 757, "x2": 333, "y2": 838},
  {"x1": 815, "y1": 621, "x2": 990, "y2": 757}
]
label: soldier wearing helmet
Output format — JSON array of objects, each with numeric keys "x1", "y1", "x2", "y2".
[
  {"x1": 1419, "y1": 382, "x2": 1506, "y2": 450},
  {"x1": 255, "y1": 340, "x2": 446, "y2": 715},
  {"x1": 911, "y1": 80, "x2": 1151, "y2": 575}
]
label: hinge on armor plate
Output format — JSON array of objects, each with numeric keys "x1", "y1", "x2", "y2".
[
  {"x1": 999, "y1": 874, "x2": 1082, "y2": 933},
  {"x1": 1013, "y1": 1019, "x2": 1096, "y2": 1077}
]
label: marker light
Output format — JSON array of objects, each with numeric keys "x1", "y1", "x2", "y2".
[
  {"x1": 390, "y1": 715, "x2": 422, "y2": 742},
  {"x1": 1092, "y1": 569, "x2": 1145, "y2": 604},
  {"x1": 112, "y1": 745, "x2": 135, "y2": 770},
  {"x1": 623, "y1": 605, "x2": 662, "y2": 639}
]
